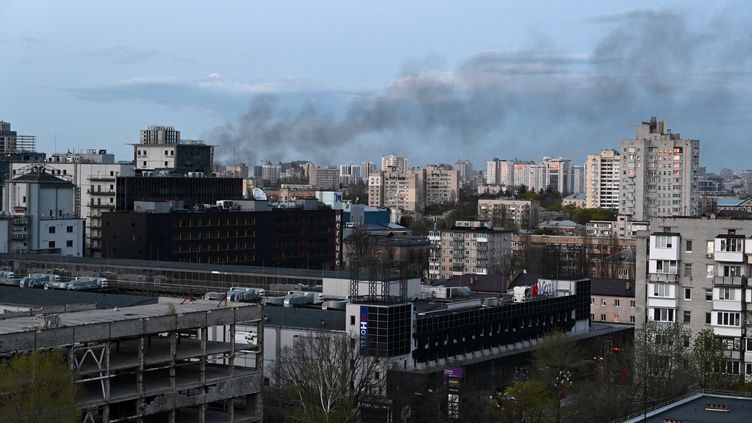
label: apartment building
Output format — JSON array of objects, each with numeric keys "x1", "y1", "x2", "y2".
[
  {"x1": 590, "y1": 278, "x2": 636, "y2": 324},
  {"x1": 308, "y1": 166, "x2": 339, "y2": 190},
  {"x1": 619, "y1": 117, "x2": 700, "y2": 220},
  {"x1": 135, "y1": 126, "x2": 213, "y2": 175},
  {"x1": 424, "y1": 165, "x2": 459, "y2": 206},
  {"x1": 477, "y1": 198, "x2": 540, "y2": 229},
  {"x1": 367, "y1": 169, "x2": 423, "y2": 213},
  {"x1": 486, "y1": 159, "x2": 514, "y2": 186},
  {"x1": 542, "y1": 156, "x2": 573, "y2": 195},
  {"x1": 636, "y1": 217, "x2": 752, "y2": 380},
  {"x1": 381, "y1": 154, "x2": 409, "y2": 172},
  {"x1": 428, "y1": 221, "x2": 513, "y2": 281},
  {"x1": 585, "y1": 149, "x2": 621, "y2": 209}
]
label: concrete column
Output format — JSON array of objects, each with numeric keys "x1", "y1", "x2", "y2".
[
  {"x1": 137, "y1": 335, "x2": 145, "y2": 418},
  {"x1": 169, "y1": 331, "x2": 177, "y2": 423},
  {"x1": 103, "y1": 341, "x2": 111, "y2": 422},
  {"x1": 199, "y1": 327, "x2": 207, "y2": 423},
  {"x1": 229, "y1": 322, "x2": 236, "y2": 422}
]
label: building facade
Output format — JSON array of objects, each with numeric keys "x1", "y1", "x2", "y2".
[
  {"x1": 477, "y1": 198, "x2": 540, "y2": 229},
  {"x1": 585, "y1": 149, "x2": 621, "y2": 209},
  {"x1": 619, "y1": 117, "x2": 700, "y2": 220},
  {"x1": 380, "y1": 154, "x2": 409, "y2": 172},
  {"x1": 115, "y1": 175, "x2": 244, "y2": 211},
  {"x1": 428, "y1": 221, "x2": 513, "y2": 281},
  {"x1": 135, "y1": 126, "x2": 213, "y2": 175},
  {"x1": 367, "y1": 169, "x2": 424, "y2": 213},
  {"x1": 424, "y1": 165, "x2": 459, "y2": 206},
  {"x1": 636, "y1": 217, "x2": 752, "y2": 380}
]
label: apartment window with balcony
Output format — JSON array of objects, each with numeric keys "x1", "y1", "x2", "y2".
[
  {"x1": 719, "y1": 238, "x2": 743, "y2": 252},
  {"x1": 653, "y1": 308, "x2": 675, "y2": 322},
  {"x1": 652, "y1": 284, "x2": 671, "y2": 297},
  {"x1": 655, "y1": 235, "x2": 673, "y2": 248},
  {"x1": 716, "y1": 312, "x2": 740, "y2": 326},
  {"x1": 655, "y1": 260, "x2": 678, "y2": 274},
  {"x1": 719, "y1": 287, "x2": 734, "y2": 300},
  {"x1": 683, "y1": 288, "x2": 692, "y2": 300},
  {"x1": 721, "y1": 265, "x2": 742, "y2": 277}
]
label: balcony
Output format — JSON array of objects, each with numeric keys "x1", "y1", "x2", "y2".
[
  {"x1": 647, "y1": 297, "x2": 677, "y2": 308},
  {"x1": 713, "y1": 299, "x2": 743, "y2": 312},
  {"x1": 87, "y1": 189, "x2": 116, "y2": 195},
  {"x1": 712, "y1": 326, "x2": 742, "y2": 338},
  {"x1": 11, "y1": 232, "x2": 28, "y2": 241},
  {"x1": 713, "y1": 276, "x2": 744, "y2": 286},
  {"x1": 89, "y1": 203, "x2": 115, "y2": 210},
  {"x1": 714, "y1": 251, "x2": 744, "y2": 263},
  {"x1": 648, "y1": 273, "x2": 679, "y2": 283}
]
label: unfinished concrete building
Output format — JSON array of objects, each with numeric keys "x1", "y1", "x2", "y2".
[{"x1": 0, "y1": 301, "x2": 263, "y2": 422}]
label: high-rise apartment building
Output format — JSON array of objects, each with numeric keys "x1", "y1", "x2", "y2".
[
  {"x1": 619, "y1": 117, "x2": 699, "y2": 220},
  {"x1": 454, "y1": 159, "x2": 474, "y2": 182},
  {"x1": 139, "y1": 125, "x2": 180, "y2": 145},
  {"x1": 585, "y1": 149, "x2": 621, "y2": 209},
  {"x1": 368, "y1": 169, "x2": 424, "y2": 213},
  {"x1": 477, "y1": 198, "x2": 540, "y2": 229},
  {"x1": 309, "y1": 166, "x2": 339, "y2": 190},
  {"x1": 636, "y1": 217, "x2": 752, "y2": 380},
  {"x1": 0, "y1": 120, "x2": 36, "y2": 153},
  {"x1": 542, "y1": 157, "x2": 573, "y2": 195},
  {"x1": 486, "y1": 158, "x2": 514, "y2": 186},
  {"x1": 428, "y1": 221, "x2": 513, "y2": 281},
  {"x1": 572, "y1": 165, "x2": 585, "y2": 195},
  {"x1": 424, "y1": 165, "x2": 459, "y2": 206},
  {"x1": 380, "y1": 154, "x2": 409, "y2": 172}
]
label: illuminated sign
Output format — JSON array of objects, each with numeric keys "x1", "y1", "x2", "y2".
[{"x1": 359, "y1": 306, "x2": 369, "y2": 355}]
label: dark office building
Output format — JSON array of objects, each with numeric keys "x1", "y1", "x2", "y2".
[
  {"x1": 174, "y1": 143, "x2": 213, "y2": 175},
  {"x1": 101, "y1": 206, "x2": 341, "y2": 269},
  {"x1": 115, "y1": 176, "x2": 243, "y2": 211}
]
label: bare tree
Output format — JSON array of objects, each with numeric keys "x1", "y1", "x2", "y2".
[{"x1": 278, "y1": 332, "x2": 386, "y2": 423}]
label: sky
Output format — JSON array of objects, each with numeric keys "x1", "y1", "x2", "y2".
[{"x1": 1, "y1": 1, "x2": 751, "y2": 171}]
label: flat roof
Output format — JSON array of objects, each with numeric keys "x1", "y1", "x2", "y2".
[
  {"x1": 624, "y1": 393, "x2": 752, "y2": 423},
  {"x1": 0, "y1": 301, "x2": 252, "y2": 336},
  {"x1": 0, "y1": 286, "x2": 156, "y2": 309}
]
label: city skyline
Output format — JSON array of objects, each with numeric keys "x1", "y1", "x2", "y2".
[{"x1": 1, "y1": 1, "x2": 751, "y2": 169}]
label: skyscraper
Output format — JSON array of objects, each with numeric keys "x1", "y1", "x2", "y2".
[
  {"x1": 380, "y1": 154, "x2": 409, "y2": 172},
  {"x1": 619, "y1": 117, "x2": 699, "y2": 220}
]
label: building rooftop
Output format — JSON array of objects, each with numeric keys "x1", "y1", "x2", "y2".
[
  {"x1": 441, "y1": 274, "x2": 508, "y2": 293},
  {"x1": 0, "y1": 285, "x2": 156, "y2": 310},
  {"x1": 590, "y1": 278, "x2": 634, "y2": 297},
  {"x1": 264, "y1": 304, "x2": 345, "y2": 331},
  {"x1": 623, "y1": 393, "x2": 752, "y2": 423}
]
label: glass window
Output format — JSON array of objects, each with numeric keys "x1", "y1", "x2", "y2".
[
  {"x1": 685, "y1": 240, "x2": 693, "y2": 252},
  {"x1": 684, "y1": 288, "x2": 691, "y2": 300}
]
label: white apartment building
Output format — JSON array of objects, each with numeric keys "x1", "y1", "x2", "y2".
[
  {"x1": 428, "y1": 221, "x2": 513, "y2": 281},
  {"x1": 542, "y1": 156, "x2": 573, "y2": 195},
  {"x1": 636, "y1": 217, "x2": 752, "y2": 380},
  {"x1": 619, "y1": 117, "x2": 699, "y2": 220},
  {"x1": 1, "y1": 164, "x2": 84, "y2": 256},
  {"x1": 11, "y1": 160, "x2": 135, "y2": 256},
  {"x1": 585, "y1": 149, "x2": 621, "y2": 209}
]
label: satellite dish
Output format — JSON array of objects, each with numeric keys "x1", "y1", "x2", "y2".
[{"x1": 252, "y1": 187, "x2": 268, "y2": 201}]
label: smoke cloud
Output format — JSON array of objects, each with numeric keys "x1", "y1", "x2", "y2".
[{"x1": 212, "y1": 8, "x2": 752, "y2": 168}]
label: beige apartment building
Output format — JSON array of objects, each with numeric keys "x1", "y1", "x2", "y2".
[
  {"x1": 590, "y1": 278, "x2": 636, "y2": 324},
  {"x1": 424, "y1": 165, "x2": 459, "y2": 206},
  {"x1": 368, "y1": 169, "x2": 424, "y2": 213},
  {"x1": 428, "y1": 221, "x2": 513, "y2": 281},
  {"x1": 477, "y1": 198, "x2": 540, "y2": 229}
]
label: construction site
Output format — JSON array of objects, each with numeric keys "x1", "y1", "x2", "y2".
[{"x1": 0, "y1": 300, "x2": 263, "y2": 422}]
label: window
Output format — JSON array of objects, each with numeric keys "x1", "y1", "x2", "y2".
[
  {"x1": 652, "y1": 284, "x2": 671, "y2": 297},
  {"x1": 683, "y1": 311, "x2": 691, "y2": 324},
  {"x1": 600, "y1": 314, "x2": 606, "y2": 321},
  {"x1": 706, "y1": 265, "x2": 714, "y2": 279},
  {"x1": 684, "y1": 288, "x2": 692, "y2": 300},
  {"x1": 164, "y1": 161, "x2": 169, "y2": 166},
  {"x1": 655, "y1": 235, "x2": 673, "y2": 248},
  {"x1": 716, "y1": 312, "x2": 741, "y2": 326},
  {"x1": 350, "y1": 315, "x2": 355, "y2": 325},
  {"x1": 655, "y1": 260, "x2": 678, "y2": 274},
  {"x1": 591, "y1": 314, "x2": 595, "y2": 321},
  {"x1": 630, "y1": 300, "x2": 636, "y2": 308},
  {"x1": 683, "y1": 335, "x2": 690, "y2": 347},
  {"x1": 706, "y1": 312, "x2": 712, "y2": 324},
  {"x1": 614, "y1": 299, "x2": 620, "y2": 307},
  {"x1": 630, "y1": 316, "x2": 636, "y2": 323},
  {"x1": 48, "y1": 226, "x2": 55, "y2": 234},
  {"x1": 719, "y1": 238, "x2": 743, "y2": 252},
  {"x1": 143, "y1": 161, "x2": 147, "y2": 166},
  {"x1": 66, "y1": 240, "x2": 73, "y2": 248},
  {"x1": 707, "y1": 240, "x2": 714, "y2": 255},
  {"x1": 653, "y1": 308, "x2": 675, "y2": 322},
  {"x1": 591, "y1": 297, "x2": 594, "y2": 305},
  {"x1": 601, "y1": 299, "x2": 606, "y2": 306},
  {"x1": 683, "y1": 263, "x2": 692, "y2": 277},
  {"x1": 685, "y1": 240, "x2": 693, "y2": 252},
  {"x1": 66, "y1": 225, "x2": 73, "y2": 233},
  {"x1": 721, "y1": 265, "x2": 742, "y2": 277},
  {"x1": 48, "y1": 241, "x2": 55, "y2": 248}
]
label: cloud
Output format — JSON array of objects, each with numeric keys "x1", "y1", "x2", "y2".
[{"x1": 87, "y1": 45, "x2": 158, "y2": 64}]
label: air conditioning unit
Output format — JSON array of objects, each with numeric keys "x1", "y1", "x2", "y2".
[{"x1": 706, "y1": 253, "x2": 714, "y2": 258}]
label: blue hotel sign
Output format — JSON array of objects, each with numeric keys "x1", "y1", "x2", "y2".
[{"x1": 359, "y1": 306, "x2": 369, "y2": 355}]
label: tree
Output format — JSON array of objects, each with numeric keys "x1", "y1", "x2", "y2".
[
  {"x1": 494, "y1": 380, "x2": 554, "y2": 423},
  {"x1": 0, "y1": 350, "x2": 79, "y2": 423},
  {"x1": 278, "y1": 332, "x2": 385, "y2": 423},
  {"x1": 690, "y1": 329, "x2": 741, "y2": 389},
  {"x1": 633, "y1": 322, "x2": 694, "y2": 406}
]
